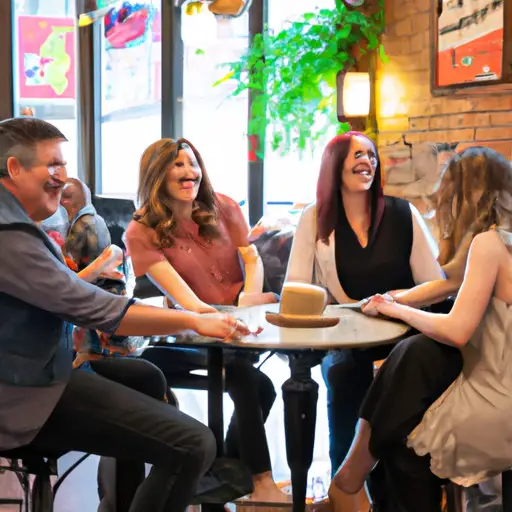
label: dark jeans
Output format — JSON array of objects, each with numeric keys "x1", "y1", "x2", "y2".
[
  {"x1": 28, "y1": 357, "x2": 216, "y2": 512},
  {"x1": 89, "y1": 358, "x2": 174, "y2": 512},
  {"x1": 141, "y1": 348, "x2": 276, "y2": 475},
  {"x1": 361, "y1": 334, "x2": 463, "y2": 512},
  {"x1": 321, "y1": 344, "x2": 394, "y2": 474}
]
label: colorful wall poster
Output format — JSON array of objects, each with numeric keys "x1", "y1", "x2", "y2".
[
  {"x1": 437, "y1": 0, "x2": 503, "y2": 86},
  {"x1": 18, "y1": 15, "x2": 76, "y2": 100}
]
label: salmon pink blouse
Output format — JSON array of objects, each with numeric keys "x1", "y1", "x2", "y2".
[{"x1": 125, "y1": 194, "x2": 248, "y2": 306}]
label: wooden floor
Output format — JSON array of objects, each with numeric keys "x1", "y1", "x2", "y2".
[{"x1": 231, "y1": 491, "x2": 370, "y2": 511}]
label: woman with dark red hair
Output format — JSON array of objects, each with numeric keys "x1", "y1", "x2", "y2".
[{"x1": 285, "y1": 132, "x2": 443, "y2": 506}]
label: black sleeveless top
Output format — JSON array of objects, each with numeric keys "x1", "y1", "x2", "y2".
[{"x1": 334, "y1": 196, "x2": 415, "y2": 301}]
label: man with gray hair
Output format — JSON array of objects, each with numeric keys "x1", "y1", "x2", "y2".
[{"x1": 0, "y1": 117, "x2": 250, "y2": 511}]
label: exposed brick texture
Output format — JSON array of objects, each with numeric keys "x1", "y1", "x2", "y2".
[{"x1": 377, "y1": 0, "x2": 512, "y2": 212}]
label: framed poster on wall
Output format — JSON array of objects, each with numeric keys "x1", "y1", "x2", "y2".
[
  {"x1": 17, "y1": 15, "x2": 76, "y2": 100},
  {"x1": 431, "y1": 0, "x2": 512, "y2": 92}
]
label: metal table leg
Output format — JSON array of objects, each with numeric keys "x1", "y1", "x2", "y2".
[
  {"x1": 282, "y1": 352, "x2": 322, "y2": 512},
  {"x1": 503, "y1": 470, "x2": 512, "y2": 512},
  {"x1": 444, "y1": 482, "x2": 463, "y2": 512},
  {"x1": 203, "y1": 346, "x2": 225, "y2": 512},
  {"x1": 207, "y1": 347, "x2": 225, "y2": 455}
]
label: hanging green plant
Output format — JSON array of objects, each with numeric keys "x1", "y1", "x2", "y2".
[{"x1": 214, "y1": 0, "x2": 387, "y2": 155}]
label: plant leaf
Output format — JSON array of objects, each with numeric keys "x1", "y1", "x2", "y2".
[
  {"x1": 212, "y1": 70, "x2": 235, "y2": 88},
  {"x1": 378, "y1": 43, "x2": 389, "y2": 63},
  {"x1": 214, "y1": 4, "x2": 386, "y2": 156}
]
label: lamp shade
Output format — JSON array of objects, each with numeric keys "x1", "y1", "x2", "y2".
[
  {"x1": 337, "y1": 72, "x2": 370, "y2": 118},
  {"x1": 181, "y1": 1, "x2": 217, "y2": 48}
]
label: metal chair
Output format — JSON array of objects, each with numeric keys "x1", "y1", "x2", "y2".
[
  {"x1": 92, "y1": 195, "x2": 136, "y2": 281},
  {"x1": 0, "y1": 447, "x2": 90, "y2": 512},
  {"x1": 91, "y1": 195, "x2": 135, "y2": 251}
]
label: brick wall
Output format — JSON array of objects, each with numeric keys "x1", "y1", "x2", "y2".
[{"x1": 376, "y1": 0, "x2": 512, "y2": 211}]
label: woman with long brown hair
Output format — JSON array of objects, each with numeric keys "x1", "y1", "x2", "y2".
[
  {"x1": 125, "y1": 138, "x2": 286, "y2": 503},
  {"x1": 285, "y1": 131, "x2": 443, "y2": 504},
  {"x1": 383, "y1": 147, "x2": 505, "y2": 310},
  {"x1": 328, "y1": 146, "x2": 512, "y2": 512}
]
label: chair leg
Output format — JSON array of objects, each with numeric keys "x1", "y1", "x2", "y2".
[
  {"x1": 16, "y1": 468, "x2": 30, "y2": 512},
  {"x1": 257, "y1": 351, "x2": 276, "y2": 369},
  {"x1": 31, "y1": 473, "x2": 53, "y2": 512},
  {"x1": 502, "y1": 470, "x2": 512, "y2": 512},
  {"x1": 445, "y1": 482, "x2": 463, "y2": 512},
  {"x1": 24, "y1": 474, "x2": 30, "y2": 512},
  {"x1": 53, "y1": 453, "x2": 91, "y2": 499}
]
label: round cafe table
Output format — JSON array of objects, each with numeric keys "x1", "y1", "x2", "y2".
[{"x1": 150, "y1": 303, "x2": 411, "y2": 512}]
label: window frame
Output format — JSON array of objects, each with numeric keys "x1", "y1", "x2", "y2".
[
  {"x1": 79, "y1": 21, "x2": 103, "y2": 191},
  {"x1": 91, "y1": 0, "x2": 267, "y2": 223},
  {"x1": 90, "y1": 0, "x2": 180, "y2": 197},
  {"x1": 1, "y1": 1, "x2": 14, "y2": 120},
  {"x1": 5, "y1": 0, "x2": 268, "y2": 222},
  {"x1": 247, "y1": 0, "x2": 267, "y2": 226}
]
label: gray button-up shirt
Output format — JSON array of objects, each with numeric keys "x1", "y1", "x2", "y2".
[{"x1": 0, "y1": 229, "x2": 132, "y2": 449}]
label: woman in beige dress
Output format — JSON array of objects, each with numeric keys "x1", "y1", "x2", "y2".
[{"x1": 326, "y1": 146, "x2": 512, "y2": 512}]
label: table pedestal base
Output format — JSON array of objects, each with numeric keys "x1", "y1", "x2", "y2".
[
  {"x1": 203, "y1": 349, "x2": 323, "y2": 512},
  {"x1": 283, "y1": 353, "x2": 322, "y2": 512}
]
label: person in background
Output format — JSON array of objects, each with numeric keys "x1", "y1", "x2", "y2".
[
  {"x1": 125, "y1": 138, "x2": 286, "y2": 503},
  {"x1": 285, "y1": 132, "x2": 444, "y2": 510},
  {"x1": 327, "y1": 146, "x2": 512, "y2": 512},
  {"x1": 58, "y1": 178, "x2": 134, "y2": 367},
  {"x1": 20, "y1": 106, "x2": 36, "y2": 116},
  {"x1": 0, "y1": 117, "x2": 251, "y2": 512},
  {"x1": 60, "y1": 177, "x2": 111, "y2": 268},
  {"x1": 40, "y1": 203, "x2": 69, "y2": 238}
]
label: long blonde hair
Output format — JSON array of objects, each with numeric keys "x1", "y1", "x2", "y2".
[
  {"x1": 133, "y1": 138, "x2": 220, "y2": 248},
  {"x1": 433, "y1": 146, "x2": 512, "y2": 265}
]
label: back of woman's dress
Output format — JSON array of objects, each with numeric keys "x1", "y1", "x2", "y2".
[{"x1": 408, "y1": 229, "x2": 512, "y2": 487}]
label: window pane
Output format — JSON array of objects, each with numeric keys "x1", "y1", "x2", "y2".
[
  {"x1": 182, "y1": 11, "x2": 249, "y2": 205},
  {"x1": 100, "y1": 0, "x2": 162, "y2": 199},
  {"x1": 12, "y1": 0, "x2": 78, "y2": 177},
  {"x1": 264, "y1": 0, "x2": 335, "y2": 214}
]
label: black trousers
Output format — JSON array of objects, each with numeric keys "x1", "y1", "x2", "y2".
[
  {"x1": 321, "y1": 303, "x2": 456, "y2": 474},
  {"x1": 141, "y1": 348, "x2": 277, "y2": 475},
  {"x1": 89, "y1": 358, "x2": 175, "y2": 512},
  {"x1": 360, "y1": 334, "x2": 464, "y2": 512},
  {"x1": 28, "y1": 357, "x2": 216, "y2": 512}
]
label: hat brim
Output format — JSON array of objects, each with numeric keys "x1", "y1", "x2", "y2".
[{"x1": 265, "y1": 312, "x2": 340, "y2": 329}]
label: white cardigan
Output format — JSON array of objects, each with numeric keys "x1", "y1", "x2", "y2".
[{"x1": 285, "y1": 202, "x2": 444, "y2": 304}]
